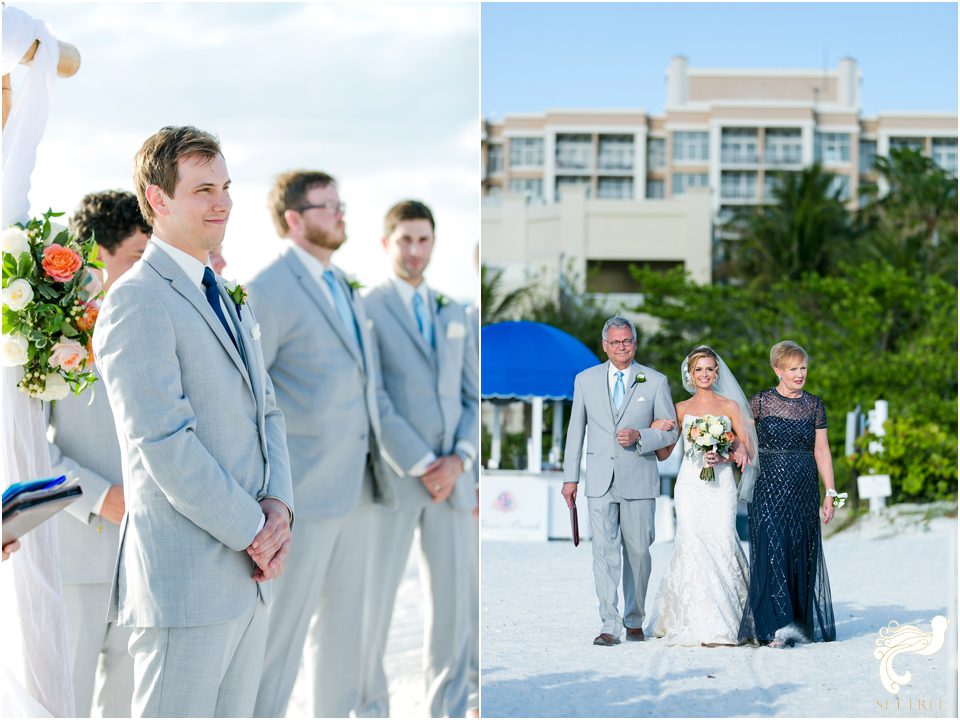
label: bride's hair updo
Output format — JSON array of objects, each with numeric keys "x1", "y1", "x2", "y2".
[{"x1": 686, "y1": 345, "x2": 720, "y2": 375}]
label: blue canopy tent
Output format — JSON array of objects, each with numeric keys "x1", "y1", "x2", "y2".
[{"x1": 481, "y1": 321, "x2": 598, "y2": 470}]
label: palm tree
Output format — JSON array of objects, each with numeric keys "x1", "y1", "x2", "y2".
[
  {"x1": 480, "y1": 265, "x2": 531, "y2": 325},
  {"x1": 858, "y1": 147, "x2": 958, "y2": 285},
  {"x1": 719, "y1": 164, "x2": 856, "y2": 288}
]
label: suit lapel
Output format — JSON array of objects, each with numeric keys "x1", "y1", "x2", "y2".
[
  {"x1": 144, "y1": 246, "x2": 252, "y2": 392},
  {"x1": 221, "y1": 287, "x2": 261, "y2": 411},
  {"x1": 595, "y1": 361, "x2": 615, "y2": 425},
  {"x1": 614, "y1": 361, "x2": 641, "y2": 425},
  {"x1": 283, "y1": 250, "x2": 364, "y2": 370},
  {"x1": 383, "y1": 283, "x2": 435, "y2": 367}
]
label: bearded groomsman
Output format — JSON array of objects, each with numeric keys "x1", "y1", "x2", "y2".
[
  {"x1": 358, "y1": 200, "x2": 479, "y2": 718},
  {"x1": 248, "y1": 171, "x2": 429, "y2": 717},
  {"x1": 93, "y1": 126, "x2": 293, "y2": 717},
  {"x1": 49, "y1": 190, "x2": 150, "y2": 717}
]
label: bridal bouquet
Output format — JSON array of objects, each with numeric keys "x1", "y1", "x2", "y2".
[
  {"x1": 685, "y1": 414, "x2": 735, "y2": 482},
  {"x1": 1, "y1": 209, "x2": 104, "y2": 401}
]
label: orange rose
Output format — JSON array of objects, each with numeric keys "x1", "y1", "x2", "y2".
[
  {"x1": 86, "y1": 336, "x2": 95, "y2": 368},
  {"x1": 725, "y1": 431, "x2": 735, "y2": 442},
  {"x1": 48, "y1": 336, "x2": 87, "y2": 372},
  {"x1": 42, "y1": 244, "x2": 83, "y2": 282},
  {"x1": 76, "y1": 303, "x2": 99, "y2": 332}
]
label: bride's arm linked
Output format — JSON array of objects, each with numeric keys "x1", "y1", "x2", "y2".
[{"x1": 653, "y1": 405, "x2": 682, "y2": 461}]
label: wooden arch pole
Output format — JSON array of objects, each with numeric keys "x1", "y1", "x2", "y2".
[{"x1": 2, "y1": 38, "x2": 81, "y2": 129}]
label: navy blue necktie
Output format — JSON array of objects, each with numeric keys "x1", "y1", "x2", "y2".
[{"x1": 201, "y1": 267, "x2": 238, "y2": 351}]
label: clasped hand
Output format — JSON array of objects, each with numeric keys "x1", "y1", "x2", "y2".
[
  {"x1": 246, "y1": 498, "x2": 291, "y2": 582},
  {"x1": 421, "y1": 454, "x2": 464, "y2": 503}
]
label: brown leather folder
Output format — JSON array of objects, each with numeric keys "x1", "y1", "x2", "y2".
[{"x1": 570, "y1": 502, "x2": 580, "y2": 547}]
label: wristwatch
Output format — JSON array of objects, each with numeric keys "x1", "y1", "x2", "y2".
[{"x1": 635, "y1": 436, "x2": 643, "y2": 453}]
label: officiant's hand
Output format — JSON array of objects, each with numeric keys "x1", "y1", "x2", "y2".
[
  {"x1": 561, "y1": 482, "x2": 577, "y2": 509},
  {"x1": 100, "y1": 485, "x2": 125, "y2": 525},
  {"x1": 421, "y1": 455, "x2": 463, "y2": 503},
  {"x1": 248, "y1": 498, "x2": 291, "y2": 581},
  {"x1": 617, "y1": 428, "x2": 640, "y2": 447}
]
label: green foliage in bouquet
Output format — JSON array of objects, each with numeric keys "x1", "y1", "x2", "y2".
[{"x1": 1, "y1": 209, "x2": 104, "y2": 401}]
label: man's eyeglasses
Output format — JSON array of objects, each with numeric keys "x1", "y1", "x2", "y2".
[
  {"x1": 297, "y1": 202, "x2": 346, "y2": 215},
  {"x1": 605, "y1": 339, "x2": 635, "y2": 349}
]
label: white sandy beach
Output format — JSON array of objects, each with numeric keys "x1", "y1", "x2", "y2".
[{"x1": 481, "y1": 509, "x2": 958, "y2": 718}]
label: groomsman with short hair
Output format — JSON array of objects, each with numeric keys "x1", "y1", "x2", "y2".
[
  {"x1": 358, "y1": 199, "x2": 479, "y2": 718},
  {"x1": 248, "y1": 171, "x2": 430, "y2": 717},
  {"x1": 93, "y1": 126, "x2": 293, "y2": 718},
  {"x1": 50, "y1": 189, "x2": 150, "y2": 717}
]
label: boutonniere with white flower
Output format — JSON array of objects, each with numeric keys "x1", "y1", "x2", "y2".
[
  {"x1": 631, "y1": 372, "x2": 646, "y2": 387},
  {"x1": 435, "y1": 293, "x2": 450, "y2": 311},
  {"x1": 225, "y1": 279, "x2": 248, "y2": 318}
]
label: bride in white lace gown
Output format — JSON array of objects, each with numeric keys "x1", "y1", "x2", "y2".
[{"x1": 646, "y1": 346, "x2": 757, "y2": 647}]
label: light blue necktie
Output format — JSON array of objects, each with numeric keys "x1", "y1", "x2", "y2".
[
  {"x1": 412, "y1": 291, "x2": 434, "y2": 348},
  {"x1": 613, "y1": 370, "x2": 625, "y2": 410},
  {"x1": 323, "y1": 269, "x2": 363, "y2": 353}
]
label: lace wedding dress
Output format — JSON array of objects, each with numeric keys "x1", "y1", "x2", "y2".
[{"x1": 647, "y1": 415, "x2": 749, "y2": 646}]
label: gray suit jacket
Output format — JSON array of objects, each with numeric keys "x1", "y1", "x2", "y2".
[
  {"x1": 563, "y1": 361, "x2": 678, "y2": 499},
  {"x1": 363, "y1": 281, "x2": 479, "y2": 511},
  {"x1": 48, "y1": 365, "x2": 122, "y2": 585},
  {"x1": 246, "y1": 248, "x2": 429, "y2": 518},
  {"x1": 93, "y1": 243, "x2": 294, "y2": 628}
]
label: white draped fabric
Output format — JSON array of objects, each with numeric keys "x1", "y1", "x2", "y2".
[{"x1": 1, "y1": 6, "x2": 75, "y2": 718}]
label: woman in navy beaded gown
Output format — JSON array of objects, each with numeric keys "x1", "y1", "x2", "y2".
[{"x1": 739, "y1": 341, "x2": 838, "y2": 647}]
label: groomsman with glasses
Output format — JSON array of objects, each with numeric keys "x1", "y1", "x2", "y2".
[
  {"x1": 93, "y1": 126, "x2": 294, "y2": 717},
  {"x1": 49, "y1": 189, "x2": 150, "y2": 717},
  {"x1": 358, "y1": 200, "x2": 479, "y2": 718},
  {"x1": 248, "y1": 171, "x2": 430, "y2": 717}
]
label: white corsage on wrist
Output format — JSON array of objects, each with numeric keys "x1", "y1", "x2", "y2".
[{"x1": 826, "y1": 489, "x2": 848, "y2": 508}]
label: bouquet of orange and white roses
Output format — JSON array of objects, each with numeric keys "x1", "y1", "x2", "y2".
[
  {"x1": 1, "y1": 209, "x2": 104, "y2": 401},
  {"x1": 685, "y1": 414, "x2": 735, "y2": 482}
]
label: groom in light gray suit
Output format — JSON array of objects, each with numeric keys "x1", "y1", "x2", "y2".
[
  {"x1": 247, "y1": 171, "x2": 429, "y2": 717},
  {"x1": 50, "y1": 190, "x2": 149, "y2": 717},
  {"x1": 358, "y1": 200, "x2": 479, "y2": 718},
  {"x1": 562, "y1": 316, "x2": 678, "y2": 647},
  {"x1": 93, "y1": 126, "x2": 294, "y2": 717}
]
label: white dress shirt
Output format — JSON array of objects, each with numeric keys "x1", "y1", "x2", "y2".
[{"x1": 289, "y1": 243, "x2": 337, "y2": 308}]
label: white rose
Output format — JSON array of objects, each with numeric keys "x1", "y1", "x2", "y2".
[
  {"x1": 1, "y1": 227, "x2": 31, "y2": 257},
  {"x1": 2, "y1": 279, "x2": 34, "y2": 311},
  {"x1": 47, "y1": 222, "x2": 69, "y2": 246},
  {"x1": 708, "y1": 422, "x2": 723, "y2": 437},
  {"x1": 0, "y1": 333, "x2": 29, "y2": 366},
  {"x1": 696, "y1": 433, "x2": 715, "y2": 447},
  {"x1": 35, "y1": 372, "x2": 69, "y2": 401}
]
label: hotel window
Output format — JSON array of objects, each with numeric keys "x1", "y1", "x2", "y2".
[
  {"x1": 763, "y1": 171, "x2": 798, "y2": 200},
  {"x1": 555, "y1": 134, "x2": 592, "y2": 171},
  {"x1": 646, "y1": 179, "x2": 665, "y2": 199},
  {"x1": 765, "y1": 128, "x2": 803, "y2": 166},
  {"x1": 720, "y1": 171, "x2": 757, "y2": 201},
  {"x1": 815, "y1": 132, "x2": 851, "y2": 164},
  {"x1": 889, "y1": 136, "x2": 925, "y2": 154},
  {"x1": 647, "y1": 137, "x2": 666, "y2": 169},
  {"x1": 672, "y1": 173, "x2": 708, "y2": 196},
  {"x1": 509, "y1": 137, "x2": 544, "y2": 168},
  {"x1": 828, "y1": 174, "x2": 851, "y2": 202},
  {"x1": 859, "y1": 139, "x2": 877, "y2": 174},
  {"x1": 721, "y1": 128, "x2": 759, "y2": 164},
  {"x1": 555, "y1": 175, "x2": 592, "y2": 202},
  {"x1": 598, "y1": 135, "x2": 634, "y2": 171},
  {"x1": 486, "y1": 144, "x2": 503, "y2": 176},
  {"x1": 932, "y1": 138, "x2": 958, "y2": 176},
  {"x1": 597, "y1": 177, "x2": 634, "y2": 199},
  {"x1": 673, "y1": 131, "x2": 709, "y2": 162},
  {"x1": 508, "y1": 178, "x2": 543, "y2": 203}
]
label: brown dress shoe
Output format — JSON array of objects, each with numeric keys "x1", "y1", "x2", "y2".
[
  {"x1": 625, "y1": 627, "x2": 645, "y2": 642},
  {"x1": 593, "y1": 632, "x2": 620, "y2": 646}
]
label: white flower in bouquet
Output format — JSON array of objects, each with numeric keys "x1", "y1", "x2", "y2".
[
  {"x1": 696, "y1": 432, "x2": 715, "y2": 447},
  {"x1": 1, "y1": 227, "x2": 31, "y2": 257},
  {"x1": 708, "y1": 421, "x2": 724, "y2": 437},
  {"x1": 35, "y1": 372, "x2": 69, "y2": 401},
  {"x1": 2, "y1": 279, "x2": 34, "y2": 311},
  {"x1": 0, "y1": 333, "x2": 29, "y2": 366},
  {"x1": 47, "y1": 221, "x2": 69, "y2": 246}
]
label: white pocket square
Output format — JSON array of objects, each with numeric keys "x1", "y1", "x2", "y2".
[
  {"x1": 636, "y1": 397, "x2": 647, "y2": 403},
  {"x1": 446, "y1": 321, "x2": 466, "y2": 339},
  {"x1": 251, "y1": 323, "x2": 261, "y2": 340},
  {"x1": 366, "y1": 319, "x2": 374, "y2": 330}
]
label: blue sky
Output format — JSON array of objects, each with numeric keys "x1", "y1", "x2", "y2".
[
  {"x1": 16, "y1": 3, "x2": 479, "y2": 300},
  {"x1": 482, "y1": 2, "x2": 958, "y2": 119}
]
